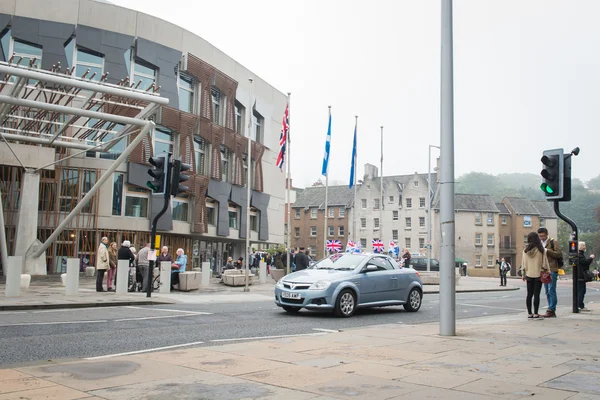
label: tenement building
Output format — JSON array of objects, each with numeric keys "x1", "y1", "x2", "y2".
[{"x1": 0, "y1": 0, "x2": 286, "y2": 274}]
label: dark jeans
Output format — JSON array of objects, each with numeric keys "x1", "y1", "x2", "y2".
[
  {"x1": 171, "y1": 271, "x2": 180, "y2": 289},
  {"x1": 96, "y1": 269, "x2": 105, "y2": 292},
  {"x1": 500, "y1": 271, "x2": 507, "y2": 286},
  {"x1": 578, "y1": 281, "x2": 587, "y2": 309},
  {"x1": 526, "y1": 277, "x2": 542, "y2": 314}
]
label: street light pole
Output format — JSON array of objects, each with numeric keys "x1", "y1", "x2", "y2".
[{"x1": 427, "y1": 144, "x2": 440, "y2": 272}]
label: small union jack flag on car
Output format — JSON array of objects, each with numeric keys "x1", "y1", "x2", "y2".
[
  {"x1": 372, "y1": 239, "x2": 384, "y2": 253},
  {"x1": 327, "y1": 240, "x2": 342, "y2": 253}
]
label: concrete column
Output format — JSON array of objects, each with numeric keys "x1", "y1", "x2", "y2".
[
  {"x1": 14, "y1": 172, "x2": 44, "y2": 274},
  {"x1": 159, "y1": 261, "x2": 171, "y2": 294},
  {"x1": 5, "y1": 256, "x2": 22, "y2": 297},
  {"x1": 116, "y1": 260, "x2": 129, "y2": 294},
  {"x1": 201, "y1": 261, "x2": 211, "y2": 287},
  {"x1": 65, "y1": 258, "x2": 79, "y2": 295},
  {"x1": 259, "y1": 260, "x2": 267, "y2": 284}
]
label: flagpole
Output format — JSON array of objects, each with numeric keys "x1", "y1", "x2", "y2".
[
  {"x1": 285, "y1": 93, "x2": 291, "y2": 275},
  {"x1": 323, "y1": 105, "x2": 331, "y2": 259},
  {"x1": 353, "y1": 115, "x2": 358, "y2": 243},
  {"x1": 244, "y1": 78, "x2": 253, "y2": 293},
  {"x1": 380, "y1": 126, "x2": 384, "y2": 248}
]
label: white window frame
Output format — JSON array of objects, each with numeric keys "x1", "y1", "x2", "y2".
[
  {"x1": 177, "y1": 71, "x2": 196, "y2": 114},
  {"x1": 328, "y1": 226, "x2": 334, "y2": 237},
  {"x1": 194, "y1": 137, "x2": 207, "y2": 176},
  {"x1": 540, "y1": 218, "x2": 545, "y2": 228},
  {"x1": 339, "y1": 208, "x2": 345, "y2": 217},
  {"x1": 419, "y1": 237, "x2": 425, "y2": 249},
  {"x1": 419, "y1": 197, "x2": 426, "y2": 208},
  {"x1": 374, "y1": 218, "x2": 380, "y2": 229},
  {"x1": 206, "y1": 202, "x2": 216, "y2": 226},
  {"x1": 58, "y1": 168, "x2": 79, "y2": 213},
  {"x1": 294, "y1": 227, "x2": 300, "y2": 238},
  {"x1": 487, "y1": 212, "x2": 494, "y2": 225},
  {"x1": 374, "y1": 198, "x2": 380, "y2": 210},
  {"x1": 502, "y1": 215, "x2": 508, "y2": 225},
  {"x1": 11, "y1": 36, "x2": 42, "y2": 69},
  {"x1": 487, "y1": 255, "x2": 495, "y2": 267},
  {"x1": 153, "y1": 127, "x2": 174, "y2": 156},
  {"x1": 172, "y1": 197, "x2": 189, "y2": 223},
  {"x1": 220, "y1": 145, "x2": 231, "y2": 182},
  {"x1": 311, "y1": 226, "x2": 317, "y2": 237},
  {"x1": 338, "y1": 226, "x2": 344, "y2": 236},
  {"x1": 361, "y1": 199, "x2": 367, "y2": 209},
  {"x1": 328, "y1": 208, "x2": 335, "y2": 218},
  {"x1": 414, "y1": 180, "x2": 419, "y2": 187},
  {"x1": 406, "y1": 198, "x2": 412, "y2": 209},
  {"x1": 124, "y1": 185, "x2": 149, "y2": 218},
  {"x1": 405, "y1": 237, "x2": 411, "y2": 249},
  {"x1": 360, "y1": 238, "x2": 367, "y2": 249},
  {"x1": 393, "y1": 210, "x2": 398, "y2": 221},
  {"x1": 475, "y1": 255, "x2": 482, "y2": 267},
  {"x1": 80, "y1": 170, "x2": 96, "y2": 214},
  {"x1": 524, "y1": 215, "x2": 532, "y2": 227},
  {"x1": 475, "y1": 233, "x2": 482, "y2": 246},
  {"x1": 311, "y1": 208, "x2": 317, "y2": 219},
  {"x1": 252, "y1": 111, "x2": 263, "y2": 143},
  {"x1": 295, "y1": 209, "x2": 300, "y2": 219},
  {"x1": 405, "y1": 217, "x2": 412, "y2": 228},
  {"x1": 228, "y1": 206, "x2": 238, "y2": 230},
  {"x1": 392, "y1": 230, "x2": 398, "y2": 241},
  {"x1": 127, "y1": 51, "x2": 157, "y2": 91},
  {"x1": 249, "y1": 210, "x2": 258, "y2": 232},
  {"x1": 211, "y1": 87, "x2": 222, "y2": 125},
  {"x1": 475, "y1": 212, "x2": 482, "y2": 225},
  {"x1": 487, "y1": 233, "x2": 494, "y2": 246},
  {"x1": 235, "y1": 102, "x2": 244, "y2": 134},
  {"x1": 419, "y1": 217, "x2": 425, "y2": 228},
  {"x1": 361, "y1": 218, "x2": 367, "y2": 229},
  {"x1": 66, "y1": 41, "x2": 104, "y2": 81}
]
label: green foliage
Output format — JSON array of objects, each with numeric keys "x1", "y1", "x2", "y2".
[{"x1": 588, "y1": 175, "x2": 600, "y2": 190}]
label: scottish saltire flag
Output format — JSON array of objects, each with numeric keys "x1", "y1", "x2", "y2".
[
  {"x1": 345, "y1": 240, "x2": 356, "y2": 253},
  {"x1": 388, "y1": 240, "x2": 399, "y2": 258},
  {"x1": 372, "y1": 239, "x2": 384, "y2": 253},
  {"x1": 349, "y1": 118, "x2": 357, "y2": 188},
  {"x1": 327, "y1": 240, "x2": 342, "y2": 253},
  {"x1": 275, "y1": 104, "x2": 289, "y2": 170},
  {"x1": 321, "y1": 111, "x2": 331, "y2": 176}
]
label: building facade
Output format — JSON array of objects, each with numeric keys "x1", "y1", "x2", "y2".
[
  {"x1": 0, "y1": 0, "x2": 286, "y2": 274},
  {"x1": 290, "y1": 186, "x2": 353, "y2": 260}
]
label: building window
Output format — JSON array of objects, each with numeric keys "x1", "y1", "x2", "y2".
[
  {"x1": 132, "y1": 58, "x2": 157, "y2": 91},
  {"x1": 475, "y1": 255, "x2": 482, "y2": 267},
  {"x1": 524, "y1": 235, "x2": 528, "y2": 244},
  {"x1": 419, "y1": 217, "x2": 425, "y2": 228},
  {"x1": 311, "y1": 226, "x2": 317, "y2": 237},
  {"x1": 392, "y1": 230, "x2": 398, "y2": 241},
  {"x1": 393, "y1": 211, "x2": 398, "y2": 221},
  {"x1": 194, "y1": 138, "x2": 207, "y2": 176},
  {"x1": 154, "y1": 127, "x2": 174, "y2": 155},
  {"x1": 475, "y1": 233, "x2": 482, "y2": 246},
  {"x1": 419, "y1": 238, "x2": 425, "y2": 249},
  {"x1": 389, "y1": 196, "x2": 394, "y2": 203},
  {"x1": 123, "y1": 185, "x2": 149, "y2": 218},
  {"x1": 361, "y1": 218, "x2": 366, "y2": 228},
  {"x1": 295, "y1": 227, "x2": 300, "y2": 238},
  {"x1": 112, "y1": 173, "x2": 123, "y2": 216},
  {"x1": 12, "y1": 37, "x2": 42, "y2": 70},
  {"x1": 502, "y1": 215, "x2": 508, "y2": 225},
  {"x1": 295, "y1": 209, "x2": 300, "y2": 219},
  {"x1": 487, "y1": 233, "x2": 494, "y2": 246},
  {"x1": 361, "y1": 199, "x2": 367, "y2": 209},
  {"x1": 242, "y1": 154, "x2": 254, "y2": 188},
  {"x1": 171, "y1": 199, "x2": 188, "y2": 222},
  {"x1": 235, "y1": 102, "x2": 244, "y2": 134},
  {"x1": 487, "y1": 255, "x2": 494, "y2": 267},
  {"x1": 360, "y1": 238, "x2": 367, "y2": 248},
  {"x1": 339, "y1": 226, "x2": 345, "y2": 236},
  {"x1": 328, "y1": 226, "x2": 334, "y2": 237},
  {"x1": 406, "y1": 198, "x2": 412, "y2": 209},
  {"x1": 405, "y1": 237, "x2": 411, "y2": 249},
  {"x1": 328, "y1": 208, "x2": 335, "y2": 218},
  {"x1": 177, "y1": 72, "x2": 195, "y2": 113},
  {"x1": 228, "y1": 210, "x2": 238, "y2": 229},
  {"x1": 220, "y1": 146, "x2": 231, "y2": 182},
  {"x1": 250, "y1": 213, "x2": 258, "y2": 232},
  {"x1": 339, "y1": 208, "x2": 345, "y2": 217},
  {"x1": 59, "y1": 169, "x2": 79, "y2": 212},
  {"x1": 419, "y1": 197, "x2": 426, "y2": 208},
  {"x1": 80, "y1": 170, "x2": 96, "y2": 214},
  {"x1": 71, "y1": 46, "x2": 104, "y2": 81},
  {"x1": 374, "y1": 198, "x2": 380, "y2": 210},
  {"x1": 405, "y1": 217, "x2": 412, "y2": 228},
  {"x1": 253, "y1": 111, "x2": 263, "y2": 143},
  {"x1": 206, "y1": 206, "x2": 216, "y2": 226},
  {"x1": 211, "y1": 87, "x2": 221, "y2": 125},
  {"x1": 475, "y1": 212, "x2": 482, "y2": 225},
  {"x1": 311, "y1": 208, "x2": 317, "y2": 219},
  {"x1": 374, "y1": 218, "x2": 380, "y2": 229},
  {"x1": 524, "y1": 215, "x2": 532, "y2": 227},
  {"x1": 487, "y1": 213, "x2": 494, "y2": 225},
  {"x1": 414, "y1": 180, "x2": 419, "y2": 187},
  {"x1": 540, "y1": 218, "x2": 545, "y2": 228}
]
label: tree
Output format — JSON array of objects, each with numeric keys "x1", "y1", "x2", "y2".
[{"x1": 588, "y1": 175, "x2": 600, "y2": 190}]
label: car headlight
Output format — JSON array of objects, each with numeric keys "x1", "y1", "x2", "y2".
[
  {"x1": 276, "y1": 279, "x2": 284, "y2": 288},
  {"x1": 309, "y1": 280, "x2": 331, "y2": 290}
]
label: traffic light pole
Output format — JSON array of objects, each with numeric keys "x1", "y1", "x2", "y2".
[
  {"x1": 147, "y1": 163, "x2": 172, "y2": 298},
  {"x1": 552, "y1": 200, "x2": 579, "y2": 314}
]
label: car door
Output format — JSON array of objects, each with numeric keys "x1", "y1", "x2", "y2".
[
  {"x1": 355, "y1": 257, "x2": 388, "y2": 304},
  {"x1": 369, "y1": 257, "x2": 398, "y2": 302}
]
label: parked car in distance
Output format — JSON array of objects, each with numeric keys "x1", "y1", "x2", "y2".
[
  {"x1": 275, "y1": 253, "x2": 423, "y2": 318},
  {"x1": 409, "y1": 256, "x2": 440, "y2": 272}
]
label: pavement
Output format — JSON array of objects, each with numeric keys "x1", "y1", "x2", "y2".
[
  {"x1": 0, "y1": 275, "x2": 519, "y2": 311},
  {"x1": 2, "y1": 302, "x2": 599, "y2": 399}
]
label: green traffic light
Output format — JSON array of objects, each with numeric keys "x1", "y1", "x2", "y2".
[
  {"x1": 147, "y1": 181, "x2": 159, "y2": 191},
  {"x1": 540, "y1": 183, "x2": 555, "y2": 194}
]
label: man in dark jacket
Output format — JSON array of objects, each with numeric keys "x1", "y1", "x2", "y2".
[
  {"x1": 116, "y1": 240, "x2": 135, "y2": 288},
  {"x1": 577, "y1": 241, "x2": 595, "y2": 311},
  {"x1": 294, "y1": 247, "x2": 310, "y2": 271}
]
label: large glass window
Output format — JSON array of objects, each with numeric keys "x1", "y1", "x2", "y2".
[
  {"x1": 133, "y1": 60, "x2": 157, "y2": 91},
  {"x1": 178, "y1": 73, "x2": 195, "y2": 113},
  {"x1": 194, "y1": 138, "x2": 206, "y2": 176},
  {"x1": 13, "y1": 39, "x2": 42, "y2": 69},
  {"x1": 80, "y1": 170, "x2": 96, "y2": 213},
  {"x1": 59, "y1": 169, "x2": 78, "y2": 212},
  {"x1": 211, "y1": 88, "x2": 221, "y2": 124},
  {"x1": 252, "y1": 111, "x2": 263, "y2": 143},
  {"x1": 75, "y1": 47, "x2": 103, "y2": 81},
  {"x1": 220, "y1": 146, "x2": 230, "y2": 182},
  {"x1": 154, "y1": 127, "x2": 173, "y2": 155},
  {"x1": 0, "y1": 29, "x2": 11, "y2": 61},
  {"x1": 206, "y1": 206, "x2": 216, "y2": 226},
  {"x1": 228, "y1": 210, "x2": 238, "y2": 229},
  {"x1": 172, "y1": 199, "x2": 189, "y2": 222},
  {"x1": 235, "y1": 102, "x2": 244, "y2": 134},
  {"x1": 112, "y1": 173, "x2": 123, "y2": 216},
  {"x1": 250, "y1": 213, "x2": 258, "y2": 232}
]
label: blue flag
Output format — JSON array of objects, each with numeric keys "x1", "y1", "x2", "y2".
[
  {"x1": 349, "y1": 120, "x2": 357, "y2": 188},
  {"x1": 321, "y1": 112, "x2": 331, "y2": 176}
]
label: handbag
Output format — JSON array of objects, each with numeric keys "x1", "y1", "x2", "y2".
[
  {"x1": 540, "y1": 270, "x2": 552, "y2": 284},
  {"x1": 583, "y1": 270, "x2": 594, "y2": 282}
]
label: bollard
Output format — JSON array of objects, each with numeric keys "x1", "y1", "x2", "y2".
[
  {"x1": 20, "y1": 274, "x2": 31, "y2": 289},
  {"x1": 159, "y1": 261, "x2": 171, "y2": 294},
  {"x1": 65, "y1": 258, "x2": 79, "y2": 295},
  {"x1": 5, "y1": 256, "x2": 22, "y2": 297},
  {"x1": 201, "y1": 261, "x2": 211, "y2": 287},
  {"x1": 116, "y1": 260, "x2": 129, "y2": 294},
  {"x1": 259, "y1": 261, "x2": 267, "y2": 284}
]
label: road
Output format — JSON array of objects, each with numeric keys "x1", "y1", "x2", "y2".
[{"x1": 1, "y1": 282, "x2": 598, "y2": 366}]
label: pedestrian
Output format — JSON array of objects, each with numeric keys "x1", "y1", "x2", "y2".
[
  {"x1": 577, "y1": 241, "x2": 595, "y2": 312},
  {"x1": 522, "y1": 232, "x2": 550, "y2": 319},
  {"x1": 462, "y1": 262, "x2": 468, "y2": 277},
  {"x1": 537, "y1": 228, "x2": 561, "y2": 318},
  {"x1": 294, "y1": 247, "x2": 310, "y2": 271},
  {"x1": 137, "y1": 243, "x2": 151, "y2": 292},
  {"x1": 496, "y1": 258, "x2": 510, "y2": 286},
  {"x1": 118, "y1": 240, "x2": 135, "y2": 290},
  {"x1": 171, "y1": 248, "x2": 187, "y2": 291},
  {"x1": 158, "y1": 246, "x2": 172, "y2": 264},
  {"x1": 96, "y1": 237, "x2": 109, "y2": 292},
  {"x1": 402, "y1": 248, "x2": 411, "y2": 268},
  {"x1": 107, "y1": 242, "x2": 118, "y2": 292}
]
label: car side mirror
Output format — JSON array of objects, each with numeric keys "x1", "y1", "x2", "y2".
[{"x1": 364, "y1": 264, "x2": 378, "y2": 272}]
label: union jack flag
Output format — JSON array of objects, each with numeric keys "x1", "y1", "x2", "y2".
[
  {"x1": 275, "y1": 104, "x2": 289, "y2": 170},
  {"x1": 327, "y1": 240, "x2": 342, "y2": 253},
  {"x1": 372, "y1": 239, "x2": 384, "y2": 253}
]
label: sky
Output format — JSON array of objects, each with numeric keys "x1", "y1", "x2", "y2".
[{"x1": 113, "y1": 0, "x2": 600, "y2": 188}]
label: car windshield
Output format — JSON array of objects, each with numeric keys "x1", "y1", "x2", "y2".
[{"x1": 313, "y1": 254, "x2": 366, "y2": 270}]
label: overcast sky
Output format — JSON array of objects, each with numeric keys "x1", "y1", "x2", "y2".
[{"x1": 113, "y1": 0, "x2": 600, "y2": 188}]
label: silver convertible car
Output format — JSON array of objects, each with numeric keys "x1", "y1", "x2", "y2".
[{"x1": 274, "y1": 253, "x2": 423, "y2": 317}]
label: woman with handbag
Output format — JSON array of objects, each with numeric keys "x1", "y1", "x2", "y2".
[
  {"x1": 521, "y1": 232, "x2": 550, "y2": 319},
  {"x1": 577, "y1": 241, "x2": 595, "y2": 312}
]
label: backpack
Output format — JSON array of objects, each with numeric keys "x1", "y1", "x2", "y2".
[{"x1": 550, "y1": 239, "x2": 564, "y2": 268}]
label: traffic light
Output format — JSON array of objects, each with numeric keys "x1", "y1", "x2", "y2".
[
  {"x1": 147, "y1": 153, "x2": 169, "y2": 194},
  {"x1": 568, "y1": 240, "x2": 578, "y2": 256},
  {"x1": 170, "y1": 158, "x2": 192, "y2": 196},
  {"x1": 540, "y1": 148, "x2": 564, "y2": 200}
]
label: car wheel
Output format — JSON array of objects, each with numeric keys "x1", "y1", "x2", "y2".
[
  {"x1": 282, "y1": 306, "x2": 301, "y2": 313},
  {"x1": 403, "y1": 288, "x2": 422, "y2": 312},
  {"x1": 334, "y1": 289, "x2": 356, "y2": 318}
]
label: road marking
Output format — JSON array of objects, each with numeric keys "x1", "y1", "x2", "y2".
[
  {"x1": 114, "y1": 313, "x2": 212, "y2": 322},
  {"x1": 312, "y1": 328, "x2": 340, "y2": 333},
  {"x1": 85, "y1": 341, "x2": 205, "y2": 360},
  {"x1": 0, "y1": 320, "x2": 107, "y2": 327},
  {"x1": 0, "y1": 311, "x2": 27, "y2": 315},
  {"x1": 457, "y1": 303, "x2": 522, "y2": 312},
  {"x1": 210, "y1": 332, "x2": 328, "y2": 343},
  {"x1": 124, "y1": 306, "x2": 210, "y2": 315},
  {"x1": 31, "y1": 306, "x2": 122, "y2": 313}
]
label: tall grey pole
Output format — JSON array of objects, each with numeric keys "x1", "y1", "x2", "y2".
[
  {"x1": 380, "y1": 126, "x2": 383, "y2": 246},
  {"x1": 323, "y1": 106, "x2": 331, "y2": 259},
  {"x1": 427, "y1": 144, "x2": 440, "y2": 272},
  {"x1": 353, "y1": 116, "x2": 358, "y2": 242},
  {"x1": 285, "y1": 93, "x2": 291, "y2": 275},
  {"x1": 244, "y1": 78, "x2": 253, "y2": 293},
  {"x1": 440, "y1": 0, "x2": 456, "y2": 336},
  {"x1": 0, "y1": 186, "x2": 9, "y2": 271}
]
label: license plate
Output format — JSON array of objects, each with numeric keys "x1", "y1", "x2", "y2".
[{"x1": 281, "y1": 292, "x2": 301, "y2": 299}]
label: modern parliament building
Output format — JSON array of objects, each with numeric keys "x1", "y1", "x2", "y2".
[{"x1": 0, "y1": 0, "x2": 287, "y2": 274}]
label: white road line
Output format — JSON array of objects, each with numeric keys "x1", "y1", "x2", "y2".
[
  {"x1": 123, "y1": 306, "x2": 209, "y2": 315},
  {"x1": 210, "y1": 332, "x2": 328, "y2": 343},
  {"x1": 0, "y1": 320, "x2": 107, "y2": 327},
  {"x1": 312, "y1": 328, "x2": 340, "y2": 333},
  {"x1": 85, "y1": 341, "x2": 205, "y2": 360},
  {"x1": 457, "y1": 303, "x2": 523, "y2": 312},
  {"x1": 31, "y1": 307, "x2": 122, "y2": 314},
  {"x1": 0, "y1": 311, "x2": 27, "y2": 315},
  {"x1": 114, "y1": 313, "x2": 212, "y2": 322}
]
